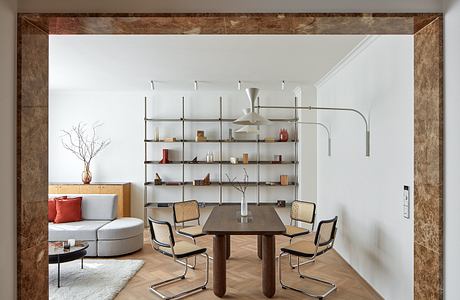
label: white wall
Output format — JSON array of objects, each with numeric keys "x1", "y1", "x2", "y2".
[
  {"x1": 297, "y1": 86, "x2": 318, "y2": 202},
  {"x1": 316, "y1": 36, "x2": 413, "y2": 299},
  {"x1": 0, "y1": 0, "x2": 16, "y2": 299},
  {"x1": 49, "y1": 89, "x2": 316, "y2": 219},
  {"x1": 443, "y1": 0, "x2": 460, "y2": 299}
]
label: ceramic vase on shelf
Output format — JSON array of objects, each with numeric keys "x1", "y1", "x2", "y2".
[
  {"x1": 82, "y1": 163, "x2": 92, "y2": 184},
  {"x1": 241, "y1": 193, "x2": 248, "y2": 217},
  {"x1": 160, "y1": 149, "x2": 170, "y2": 164},
  {"x1": 279, "y1": 128, "x2": 289, "y2": 142}
]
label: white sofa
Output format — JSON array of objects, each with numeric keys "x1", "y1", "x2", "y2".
[{"x1": 48, "y1": 194, "x2": 144, "y2": 256}]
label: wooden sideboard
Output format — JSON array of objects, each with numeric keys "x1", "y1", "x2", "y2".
[{"x1": 49, "y1": 182, "x2": 131, "y2": 217}]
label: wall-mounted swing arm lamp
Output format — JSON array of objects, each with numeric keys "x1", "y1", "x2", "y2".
[
  {"x1": 292, "y1": 121, "x2": 332, "y2": 157},
  {"x1": 257, "y1": 105, "x2": 370, "y2": 157}
]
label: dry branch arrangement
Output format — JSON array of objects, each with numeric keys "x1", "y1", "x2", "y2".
[
  {"x1": 226, "y1": 168, "x2": 249, "y2": 195},
  {"x1": 61, "y1": 122, "x2": 111, "y2": 183}
]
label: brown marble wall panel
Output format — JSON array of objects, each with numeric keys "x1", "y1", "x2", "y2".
[
  {"x1": 289, "y1": 15, "x2": 413, "y2": 34},
  {"x1": 16, "y1": 12, "x2": 443, "y2": 300},
  {"x1": 46, "y1": 16, "x2": 226, "y2": 34},
  {"x1": 17, "y1": 19, "x2": 49, "y2": 300},
  {"x1": 19, "y1": 241, "x2": 48, "y2": 300},
  {"x1": 22, "y1": 13, "x2": 441, "y2": 35},
  {"x1": 414, "y1": 242, "x2": 442, "y2": 299},
  {"x1": 18, "y1": 19, "x2": 48, "y2": 107},
  {"x1": 414, "y1": 18, "x2": 443, "y2": 299}
]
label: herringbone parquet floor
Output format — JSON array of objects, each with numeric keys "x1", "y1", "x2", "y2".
[{"x1": 114, "y1": 230, "x2": 382, "y2": 300}]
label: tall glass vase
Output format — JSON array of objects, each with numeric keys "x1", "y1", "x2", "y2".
[{"x1": 241, "y1": 193, "x2": 248, "y2": 217}]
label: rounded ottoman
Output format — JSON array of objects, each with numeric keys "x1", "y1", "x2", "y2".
[{"x1": 96, "y1": 217, "x2": 144, "y2": 256}]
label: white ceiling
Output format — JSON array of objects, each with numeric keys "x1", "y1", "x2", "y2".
[{"x1": 49, "y1": 35, "x2": 366, "y2": 91}]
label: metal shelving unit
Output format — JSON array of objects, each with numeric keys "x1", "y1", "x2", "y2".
[{"x1": 143, "y1": 96, "x2": 299, "y2": 208}]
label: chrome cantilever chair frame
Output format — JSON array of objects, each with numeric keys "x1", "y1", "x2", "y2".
[
  {"x1": 279, "y1": 217, "x2": 338, "y2": 300},
  {"x1": 148, "y1": 217, "x2": 209, "y2": 300},
  {"x1": 173, "y1": 200, "x2": 212, "y2": 269}
]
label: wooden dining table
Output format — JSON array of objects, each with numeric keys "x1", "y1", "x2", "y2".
[{"x1": 202, "y1": 205, "x2": 286, "y2": 298}]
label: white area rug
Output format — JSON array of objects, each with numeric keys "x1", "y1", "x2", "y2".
[{"x1": 49, "y1": 259, "x2": 144, "y2": 300}]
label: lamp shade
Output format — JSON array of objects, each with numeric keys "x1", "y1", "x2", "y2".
[
  {"x1": 235, "y1": 125, "x2": 259, "y2": 134},
  {"x1": 233, "y1": 88, "x2": 272, "y2": 125}
]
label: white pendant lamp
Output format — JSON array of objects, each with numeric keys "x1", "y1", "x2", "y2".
[
  {"x1": 233, "y1": 88, "x2": 272, "y2": 125},
  {"x1": 235, "y1": 125, "x2": 259, "y2": 134}
]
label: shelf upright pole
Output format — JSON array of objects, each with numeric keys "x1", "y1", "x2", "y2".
[
  {"x1": 144, "y1": 96, "x2": 148, "y2": 223},
  {"x1": 256, "y1": 97, "x2": 261, "y2": 205},
  {"x1": 219, "y1": 96, "x2": 223, "y2": 205},
  {"x1": 182, "y1": 96, "x2": 185, "y2": 203},
  {"x1": 294, "y1": 96, "x2": 299, "y2": 202}
]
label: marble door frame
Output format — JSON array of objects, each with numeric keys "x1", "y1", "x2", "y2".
[{"x1": 17, "y1": 13, "x2": 443, "y2": 299}]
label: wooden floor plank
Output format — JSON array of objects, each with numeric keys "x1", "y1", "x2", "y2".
[{"x1": 112, "y1": 230, "x2": 382, "y2": 299}]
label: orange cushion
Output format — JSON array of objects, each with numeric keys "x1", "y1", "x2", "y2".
[
  {"x1": 48, "y1": 196, "x2": 67, "y2": 222},
  {"x1": 54, "y1": 197, "x2": 82, "y2": 223}
]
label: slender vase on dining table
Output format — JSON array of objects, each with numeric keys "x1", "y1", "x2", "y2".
[
  {"x1": 241, "y1": 193, "x2": 248, "y2": 217},
  {"x1": 226, "y1": 168, "x2": 249, "y2": 217}
]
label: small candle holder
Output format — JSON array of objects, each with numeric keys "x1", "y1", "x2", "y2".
[{"x1": 63, "y1": 241, "x2": 70, "y2": 250}]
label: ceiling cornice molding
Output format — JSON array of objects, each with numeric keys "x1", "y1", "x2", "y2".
[{"x1": 314, "y1": 35, "x2": 379, "y2": 89}]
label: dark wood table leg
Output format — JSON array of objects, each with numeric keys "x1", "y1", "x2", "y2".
[
  {"x1": 226, "y1": 235, "x2": 231, "y2": 259},
  {"x1": 257, "y1": 235, "x2": 262, "y2": 259},
  {"x1": 262, "y1": 235, "x2": 276, "y2": 298},
  {"x1": 213, "y1": 235, "x2": 227, "y2": 297}
]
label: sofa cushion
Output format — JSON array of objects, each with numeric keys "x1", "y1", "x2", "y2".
[
  {"x1": 48, "y1": 196, "x2": 67, "y2": 222},
  {"x1": 54, "y1": 197, "x2": 82, "y2": 223},
  {"x1": 97, "y1": 218, "x2": 144, "y2": 240},
  {"x1": 49, "y1": 194, "x2": 117, "y2": 221},
  {"x1": 81, "y1": 194, "x2": 117, "y2": 220},
  {"x1": 49, "y1": 220, "x2": 110, "y2": 241}
]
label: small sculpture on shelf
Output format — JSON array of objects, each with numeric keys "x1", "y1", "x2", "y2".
[
  {"x1": 193, "y1": 173, "x2": 211, "y2": 186},
  {"x1": 190, "y1": 156, "x2": 198, "y2": 164},
  {"x1": 230, "y1": 157, "x2": 238, "y2": 164},
  {"x1": 206, "y1": 152, "x2": 214, "y2": 163},
  {"x1": 228, "y1": 128, "x2": 234, "y2": 141},
  {"x1": 153, "y1": 127, "x2": 160, "y2": 142},
  {"x1": 154, "y1": 173, "x2": 162, "y2": 185},
  {"x1": 160, "y1": 149, "x2": 170, "y2": 164},
  {"x1": 280, "y1": 175, "x2": 289, "y2": 186},
  {"x1": 196, "y1": 130, "x2": 207, "y2": 142},
  {"x1": 279, "y1": 128, "x2": 289, "y2": 142},
  {"x1": 204, "y1": 173, "x2": 210, "y2": 185},
  {"x1": 242, "y1": 153, "x2": 249, "y2": 164},
  {"x1": 272, "y1": 154, "x2": 282, "y2": 164}
]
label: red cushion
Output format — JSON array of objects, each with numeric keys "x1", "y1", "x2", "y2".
[
  {"x1": 54, "y1": 197, "x2": 82, "y2": 223},
  {"x1": 48, "y1": 196, "x2": 67, "y2": 222}
]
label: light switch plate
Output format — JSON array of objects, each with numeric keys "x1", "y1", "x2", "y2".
[{"x1": 403, "y1": 185, "x2": 410, "y2": 219}]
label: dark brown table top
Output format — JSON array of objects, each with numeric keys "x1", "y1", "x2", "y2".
[{"x1": 203, "y1": 205, "x2": 286, "y2": 235}]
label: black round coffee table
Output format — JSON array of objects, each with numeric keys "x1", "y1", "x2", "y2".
[{"x1": 49, "y1": 241, "x2": 89, "y2": 287}]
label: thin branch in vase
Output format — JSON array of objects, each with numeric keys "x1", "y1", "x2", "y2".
[
  {"x1": 225, "y1": 168, "x2": 249, "y2": 194},
  {"x1": 60, "y1": 122, "x2": 111, "y2": 166}
]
